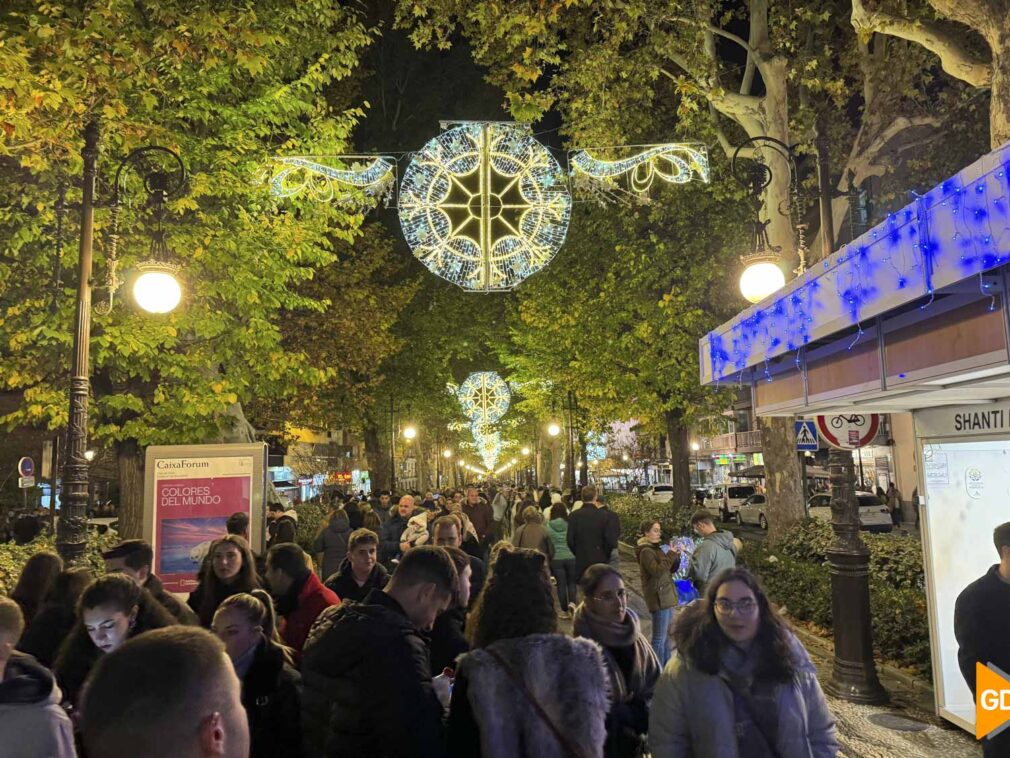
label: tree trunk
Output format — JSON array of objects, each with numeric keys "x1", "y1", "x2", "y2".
[
  {"x1": 758, "y1": 415, "x2": 807, "y2": 543},
  {"x1": 664, "y1": 409, "x2": 692, "y2": 511},
  {"x1": 363, "y1": 424, "x2": 390, "y2": 493},
  {"x1": 115, "y1": 439, "x2": 145, "y2": 539},
  {"x1": 992, "y1": 51, "x2": 1010, "y2": 147},
  {"x1": 416, "y1": 440, "x2": 429, "y2": 492}
]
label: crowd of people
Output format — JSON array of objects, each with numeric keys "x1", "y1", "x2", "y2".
[{"x1": 22, "y1": 480, "x2": 1010, "y2": 756}]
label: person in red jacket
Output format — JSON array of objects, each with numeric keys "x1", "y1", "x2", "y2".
[{"x1": 266, "y1": 543, "x2": 339, "y2": 657}]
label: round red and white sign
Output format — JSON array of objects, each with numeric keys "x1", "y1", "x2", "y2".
[{"x1": 816, "y1": 414, "x2": 881, "y2": 450}]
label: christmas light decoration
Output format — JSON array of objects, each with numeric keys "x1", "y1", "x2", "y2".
[
  {"x1": 399, "y1": 122, "x2": 572, "y2": 292},
  {"x1": 457, "y1": 371, "x2": 511, "y2": 425},
  {"x1": 268, "y1": 156, "x2": 396, "y2": 205},
  {"x1": 701, "y1": 142, "x2": 1010, "y2": 385},
  {"x1": 569, "y1": 143, "x2": 710, "y2": 196}
]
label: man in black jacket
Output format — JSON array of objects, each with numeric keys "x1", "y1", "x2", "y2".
[
  {"x1": 566, "y1": 485, "x2": 620, "y2": 583},
  {"x1": 379, "y1": 495, "x2": 418, "y2": 567},
  {"x1": 954, "y1": 520, "x2": 1010, "y2": 757},
  {"x1": 301, "y1": 546, "x2": 457, "y2": 757},
  {"x1": 266, "y1": 503, "x2": 297, "y2": 549},
  {"x1": 102, "y1": 540, "x2": 199, "y2": 626}
]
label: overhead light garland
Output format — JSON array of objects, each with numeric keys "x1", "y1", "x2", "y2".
[
  {"x1": 456, "y1": 371, "x2": 511, "y2": 470},
  {"x1": 569, "y1": 143, "x2": 709, "y2": 200},
  {"x1": 267, "y1": 156, "x2": 396, "y2": 206}
]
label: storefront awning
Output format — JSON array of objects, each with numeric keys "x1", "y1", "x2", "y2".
[
  {"x1": 700, "y1": 141, "x2": 1010, "y2": 417},
  {"x1": 731, "y1": 464, "x2": 830, "y2": 480}
]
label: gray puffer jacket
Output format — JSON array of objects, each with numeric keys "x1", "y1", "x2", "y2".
[
  {"x1": 689, "y1": 531, "x2": 737, "y2": 592},
  {"x1": 649, "y1": 633, "x2": 838, "y2": 758},
  {"x1": 313, "y1": 510, "x2": 351, "y2": 581}
]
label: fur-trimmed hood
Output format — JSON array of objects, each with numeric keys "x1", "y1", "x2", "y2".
[{"x1": 456, "y1": 633, "x2": 611, "y2": 758}]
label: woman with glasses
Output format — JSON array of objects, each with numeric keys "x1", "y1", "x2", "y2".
[
  {"x1": 574, "y1": 564, "x2": 660, "y2": 758},
  {"x1": 649, "y1": 568, "x2": 838, "y2": 758}
]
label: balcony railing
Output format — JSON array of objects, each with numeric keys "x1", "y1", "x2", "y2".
[
  {"x1": 736, "y1": 430, "x2": 763, "y2": 452},
  {"x1": 698, "y1": 430, "x2": 763, "y2": 454}
]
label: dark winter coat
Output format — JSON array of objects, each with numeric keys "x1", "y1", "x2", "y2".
[
  {"x1": 462, "y1": 499, "x2": 494, "y2": 543},
  {"x1": 955, "y1": 564, "x2": 1010, "y2": 695},
  {"x1": 324, "y1": 559, "x2": 389, "y2": 603},
  {"x1": 276, "y1": 572, "x2": 340, "y2": 655},
  {"x1": 429, "y1": 604, "x2": 468, "y2": 674},
  {"x1": 0, "y1": 652, "x2": 76, "y2": 758},
  {"x1": 54, "y1": 588, "x2": 176, "y2": 708},
  {"x1": 466, "y1": 555, "x2": 486, "y2": 610},
  {"x1": 344, "y1": 501, "x2": 364, "y2": 530},
  {"x1": 566, "y1": 505, "x2": 620, "y2": 579},
  {"x1": 314, "y1": 511, "x2": 351, "y2": 580},
  {"x1": 513, "y1": 522, "x2": 554, "y2": 559},
  {"x1": 635, "y1": 540, "x2": 678, "y2": 612},
  {"x1": 301, "y1": 589, "x2": 447, "y2": 758},
  {"x1": 242, "y1": 640, "x2": 304, "y2": 758},
  {"x1": 145, "y1": 573, "x2": 199, "y2": 626},
  {"x1": 379, "y1": 510, "x2": 415, "y2": 566},
  {"x1": 688, "y1": 531, "x2": 738, "y2": 593},
  {"x1": 447, "y1": 633, "x2": 611, "y2": 758},
  {"x1": 16, "y1": 605, "x2": 77, "y2": 669},
  {"x1": 187, "y1": 573, "x2": 261, "y2": 628}
]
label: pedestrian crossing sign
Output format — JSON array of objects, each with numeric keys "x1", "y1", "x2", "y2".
[{"x1": 795, "y1": 420, "x2": 819, "y2": 451}]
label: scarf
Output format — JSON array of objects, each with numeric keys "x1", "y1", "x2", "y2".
[
  {"x1": 572, "y1": 603, "x2": 639, "y2": 648},
  {"x1": 573, "y1": 603, "x2": 660, "y2": 703},
  {"x1": 273, "y1": 571, "x2": 309, "y2": 617}
]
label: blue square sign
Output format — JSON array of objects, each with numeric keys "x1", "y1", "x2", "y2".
[{"x1": 795, "y1": 420, "x2": 819, "y2": 451}]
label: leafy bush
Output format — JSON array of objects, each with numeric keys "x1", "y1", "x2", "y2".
[
  {"x1": 294, "y1": 498, "x2": 330, "y2": 554},
  {"x1": 743, "y1": 522, "x2": 931, "y2": 675},
  {"x1": 607, "y1": 494, "x2": 694, "y2": 543},
  {"x1": 0, "y1": 530, "x2": 119, "y2": 596}
]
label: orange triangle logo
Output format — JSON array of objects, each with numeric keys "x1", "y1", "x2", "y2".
[{"x1": 976, "y1": 662, "x2": 1010, "y2": 740}]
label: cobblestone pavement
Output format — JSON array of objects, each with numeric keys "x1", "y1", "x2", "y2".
[{"x1": 614, "y1": 550, "x2": 981, "y2": 758}]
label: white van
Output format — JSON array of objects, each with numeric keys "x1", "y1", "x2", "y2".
[{"x1": 706, "y1": 484, "x2": 757, "y2": 521}]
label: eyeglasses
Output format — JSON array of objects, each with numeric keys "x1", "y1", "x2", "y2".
[
  {"x1": 591, "y1": 589, "x2": 627, "y2": 603},
  {"x1": 714, "y1": 598, "x2": 758, "y2": 616}
]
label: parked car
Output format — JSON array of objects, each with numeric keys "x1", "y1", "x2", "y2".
[
  {"x1": 735, "y1": 494, "x2": 768, "y2": 530},
  {"x1": 641, "y1": 484, "x2": 674, "y2": 503},
  {"x1": 807, "y1": 492, "x2": 893, "y2": 532},
  {"x1": 705, "y1": 484, "x2": 758, "y2": 521}
]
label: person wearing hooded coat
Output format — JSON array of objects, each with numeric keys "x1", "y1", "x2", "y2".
[
  {"x1": 0, "y1": 597, "x2": 76, "y2": 758},
  {"x1": 573, "y1": 565, "x2": 660, "y2": 758},
  {"x1": 17, "y1": 568, "x2": 93, "y2": 669},
  {"x1": 314, "y1": 507, "x2": 351, "y2": 581}
]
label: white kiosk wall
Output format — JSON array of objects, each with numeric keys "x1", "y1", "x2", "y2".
[{"x1": 915, "y1": 402, "x2": 1010, "y2": 732}]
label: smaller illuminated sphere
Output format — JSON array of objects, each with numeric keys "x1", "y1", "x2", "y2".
[
  {"x1": 622, "y1": 453, "x2": 629, "y2": 462},
  {"x1": 442, "y1": 449, "x2": 453, "y2": 459},
  {"x1": 84, "y1": 450, "x2": 97, "y2": 462},
  {"x1": 510, "y1": 458, "x2": 517, "y2": 465},
  {"x1": 739, "y1": 261, "x2": 785, "y2": 304},
  {"x1": 691, "y1": 442, "x2": 701, "y2": 452},
  {"x1": 547, "y1": 422, "x2": 561, "y2": 437},
  {"x1": 521, "y1": 446, "x2": 531, "y2": 456},
  {"x1": 133, "y1": 269, "x2": 182, "y2": 314},
  {"x1": 403, "y1": 425, "x2": 417, "y2": 440}
]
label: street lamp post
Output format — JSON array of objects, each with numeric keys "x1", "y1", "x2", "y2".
[{"x1": 58, "y1": 122, "x2": 186, "y2": 564}]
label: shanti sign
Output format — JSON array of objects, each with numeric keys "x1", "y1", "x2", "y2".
[{"x1": 266, "y1": 122, "x2": 708, "y2": 292}]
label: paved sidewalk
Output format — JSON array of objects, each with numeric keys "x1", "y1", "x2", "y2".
[{"x1": 614, "y1": 549, "x2": 981, "y2": 758}]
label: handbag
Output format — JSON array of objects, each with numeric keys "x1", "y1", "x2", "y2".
[
  {"x1": 724, "y1": 678, "x2": 784, "y2": 758},
  {"x1": 485, "y1": 646, "x2": 588, "y2": 758}
]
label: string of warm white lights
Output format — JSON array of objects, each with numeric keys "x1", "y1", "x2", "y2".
[
  {"x1": 267, "y1": 156, "x2": 396, "y2": 203},
  {"x1": 456, "y1": 371, "x2": 512, "y2": 470},
  {"x1": 569, "y1": 143, "x2": 710, "y2": 194}
]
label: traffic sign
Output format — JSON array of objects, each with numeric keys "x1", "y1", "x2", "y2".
[
  {"x1": 795, "y1": 420, "x2": 819, "y2": 451},
  {"x1": 18, "y1": 476, "x2": 35, "y2": 489},
  {"x1": 17, "y1": 457, "x2": 34, "y2": 478},
  {"x1": 816, "y1": 414, "x2": 881, "y2": 450}
]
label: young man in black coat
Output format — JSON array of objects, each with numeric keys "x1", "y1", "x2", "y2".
[
  {"x1": 102, "y1": 540, "x2": 199, "y2": 626},
  {"x1": 566, "y1": 485, "x2": 620, "y2": 582},
  {"x1": 954, "y1": 520, "x2": 1010, "y2": 757},
  {"x1": 301, "y1": 546, "x2": 457, "y2": 757},
  {"x1": 324, "y1": 528, "x2": 389, "y2": 602}
]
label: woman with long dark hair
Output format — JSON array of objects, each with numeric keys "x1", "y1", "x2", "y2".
[
  {"x1": 649, "y1": 568, "x2": 838, "y2": 758},
  {"x1": 574, "y1": 565, "x2": 659, "y2": 758},
  {"x1": 11, "y1": 551, "x2": 63, "y2": 626},
  {"x1": 17, "y1": 567, "x2": 92, "y2": 668},
  {"x1": 448, "y1": 545, "x2": 610, "y2": 758},
  {"x1": 212, "y1": 589, "x2": 302, "y2": 758},
  {"x1": 635, "y1": 519, "x2": 679, "y2": 666},
  {"x1": 187, "y1": 535, "x2": 261, "y2": 627},
  {"x1": 54, "y1": 574, "x2": 175, "y2": 708}
]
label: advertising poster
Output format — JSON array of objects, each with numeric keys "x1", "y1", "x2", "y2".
[{"x1": 153, "y1": 456, "x2": 254, "y2": 593}]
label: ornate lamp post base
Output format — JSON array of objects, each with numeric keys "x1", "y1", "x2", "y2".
[{"x1": 825, "y1": 445, "x2": 888, "y2": 704}]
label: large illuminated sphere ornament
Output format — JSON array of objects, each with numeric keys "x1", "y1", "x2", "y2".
[
  {"x1": 133, "y1": 263, "x2": 182, "y2": 314},
  {"x1": 399, "y1": 123, "x2": 572, "y2": 292},
  {"x1": 456, "y1": 371, "x2": 512, "y2": 425},
  {"x1": 739, "y1": 260, "x2": 786, "y2": 304}
]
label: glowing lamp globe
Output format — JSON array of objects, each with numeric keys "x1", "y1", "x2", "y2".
[
  {"x1": 521, "y1": 446, "x2": 530, "y2": 456},
  {"x1": 442, "y1": 449, "x2": 453, "y2": 459},
  {"x1": 739, "y1": 260, "x2": 785, "y2": 304},
  {"x1": 133, "y1": 265, "x2": 182, "y2": 314},
  {"x1": 547, "y1": 422, "x2": 561, "y2": 437},
  {"x1": 403, "y1": 425, "x2": 417, "y2": 440}
]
